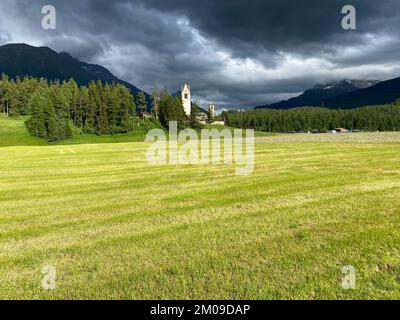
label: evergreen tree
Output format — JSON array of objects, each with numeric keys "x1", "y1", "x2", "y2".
[
  {"x1": 0, "y1": 74, "x2": 11, "y2": 116},
  {"x1": 50, "y1": 82, "x2": 73, "y2": 139},
  {"x1": 157, "y1": 88, "x2": 187, "y2": 129},
  {"x1": 66, "y1": 79, "x2": 80, "y2": 124},
  {"x1": 27, "y1": 92, "x2": 46, "y2": 138},
  {"x1": 7, "y1": 80, "x2": 18, "y2": 116},
  {"x1": 43, "y1": 90, "x2": 58, "y2": 141},
  {"x1": 136, "y1": 91, "x2": 147, "y2": 117},
  {"x1": 118, "y1": 85, "x2": 134, "y2": 132},
  {"x1": 95, "y1": 80, "x2": 110, "y2": 135},
  {"x1": 189, "y1": 102, "x2": 203, "y2": 128}
]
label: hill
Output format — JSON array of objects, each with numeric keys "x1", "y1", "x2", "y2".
[
  {"x1": 257, "y1": 80, "x2": 379, "y2": 109},
  {"x1": 0, "y1": 43, "x2": 150, "y2": 102}
]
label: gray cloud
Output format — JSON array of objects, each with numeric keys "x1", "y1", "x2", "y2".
[{"x1": 1, "y1": 0, "x2": 400, "y2": 108}]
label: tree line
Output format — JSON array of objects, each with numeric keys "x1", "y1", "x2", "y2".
[
  {"x1": 3, "y1": 73, "x2": 400, "y2": 139},
  {"x1": 0, "y1": 74, "x2": 140, "y2": 140},
  {"x1": 0, "y1": 74, "x2": 206, "y2": 141},
  {"x1": 223, "y1": 101, "x2": 400, "y2": 132}
]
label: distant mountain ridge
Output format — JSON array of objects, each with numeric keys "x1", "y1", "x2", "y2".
[
  {"x1": 258, "y1": 80, "x2": 380, "y2": 109},
  {"x1": 0, "y1": 43, "x2": 150, "y2": 101},
  {"x1": 323, "y1": 77, "x2": 400, "y2": 108}
]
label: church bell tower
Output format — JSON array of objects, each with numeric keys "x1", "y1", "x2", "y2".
[{"x1": 181, "y1": 83, "x2": 191, "y2": 116}]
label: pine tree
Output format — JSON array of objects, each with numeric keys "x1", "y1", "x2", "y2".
[
  {"x1": 95, "y1": 80, "x2": 110, "y2": 135},
  {"x1": 190, "y1": 102, "x2": 203, "y2": 128},
  {"x1": 157, "y1": 88, "x2": 187, "y2": 129},
  {"x1": 0, "y1": 74, "x2": 11, "y2": 116},
  {"x1": 50, "y1": 82, "x2": 73, "y2": 140},
  {"x1": 66, "y1": 79, "x2": 80, "y2": 125},
  {"x1": 136, "y1": 91, "x2": 147, "y2": 118},
  {"x1": 78, "y1": 86, "x2": 90, "y2": 132},
  {"x1": 43, "y1": 90, "x2": 58, "y2": 141},
  {"x1": 27, "y1": 92, "x2": 46, "y2": 138},
  {"x1": 106, "y1": 83, "x2": 118, "y2": 132},
  {"x1": 119, "y1": 85, "x2": 134, "y2": 132},
  {"x1": 7, "y1": 80, "x2": 18, "y2": 116}
]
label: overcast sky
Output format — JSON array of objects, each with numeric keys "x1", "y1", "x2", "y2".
[{"x1": 1, "y1": 0, "x2": 400, "y2": 108}]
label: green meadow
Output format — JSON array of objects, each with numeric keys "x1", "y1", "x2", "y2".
[{"x1": 1, "y1": 116, "x2": 400, "y2": 299}]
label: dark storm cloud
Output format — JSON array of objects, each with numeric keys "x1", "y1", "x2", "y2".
[
  {"x1": 1, "y1": 0, "x2": 400, "y2": 108},
  {"x1": 143, "y1": 0, "x2": 400, "y2": 55}
]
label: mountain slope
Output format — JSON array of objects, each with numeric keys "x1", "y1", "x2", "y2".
[
  {"x1": 258, "y1": 80, "x2": 379, "y2": 109},
  {"x1": 323, "y1": 77, "x2": 400, "y2": 108},
  {"x1": 0, "y1": 43, "x2": 148, "y2": 100}
]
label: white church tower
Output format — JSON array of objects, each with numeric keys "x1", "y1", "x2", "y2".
[
  {"x1": 208, "y1": 104, "x2": 215, "y2": 119},
  {"x1": 181, "y1": 83, "x2": 191, "y2": 116}
]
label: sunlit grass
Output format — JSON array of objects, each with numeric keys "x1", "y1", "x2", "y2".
[
  {"x1": 0, "y1": 115, "x2": 46, "y2": 147},
  {"x1": 1, "y1": 130, "x2": 400, "y2": 299},
  {"x1": 1, "y1": 116, "x2": 400, "y2": 299}
]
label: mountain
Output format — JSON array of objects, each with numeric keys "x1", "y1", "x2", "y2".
[
  {"x1": 0, "y1": 43, "x2": 149, "y2": 101},
  {"x1": 323, "y1": 77, "x2": 400, "y2": 108},
  {"x1": 257, "y1": 80, "x2": 380, "y2": 109}
]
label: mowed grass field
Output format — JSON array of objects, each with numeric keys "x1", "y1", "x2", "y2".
[{"x1": 1, "y1": 117, "x2": 400, "y2": 299}]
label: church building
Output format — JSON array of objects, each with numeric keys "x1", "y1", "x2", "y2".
[{"x1": 180, "y1": 83, "x2": 223, "y2": 125}]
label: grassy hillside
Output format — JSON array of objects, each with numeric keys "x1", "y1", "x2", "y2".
[
  {"x1": 0, "y1": 115, "x2": 47, "y2": 147},
  {"x1": 0, "y1": 134, "x2": 400, "y2": 299},
  {"x1": 0, "y1": 115, "x2": 161, "y2": 147}
]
